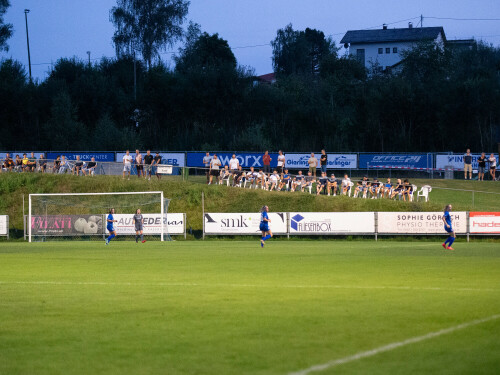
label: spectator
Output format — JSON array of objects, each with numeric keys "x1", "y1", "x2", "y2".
[
  {"x1": 381, "y1": 178, "x2": 392, "y2": 198},
  {"x1": 402, "y1": 179, "x2": 413, "y2": 201},
  {"x1": 308, "y1": 152, "x2": 318, "y2": 176},
  {"x1": 277, "y1": 150, "x2": 286, "y2": 174},
  {"x1": 52, "y1": 156, "x2": 61, "y2": 173},
  {"x1": 263, "y1": 150, "x2": 271, "y2": 174},
  {"x1": 280, "y1": 169, "x2": 291, "y2": 191},
  {"x1": 390, "y1": 179, "x2": 404, "y2": 199},
  {"x1": 463, "y1": 149, "x2": 472, "y2": 180},
  {"x1": 58, "y1": 155, "x2": 69, "y2": 174},
  {"x1": 38, "y1": 154, "x2": 47, "y2": 173},
  {"x1": 219, "y1": 165, "x2": 231, "y2": 185},
  {"x1": 209, "y1": 154, "x2": 221, "y2": 184},
  {"x1": 73, "y1": 155, "x2": 84, "y2": 175},
  {"x1": 135, "y1": 149, "x2": 143, "y2": 178},
  {"x1": 489, "y1": 153, "x2": 497, "y2": 180},
  {"x1": 203, "y1": 152, "x2": 212, "y2": 184},
  {"x1": 3, "y1": 153, "x2": 14, "y2": 172},
  {"x1": 27, "y1": 152, "x2": 37, "y2": 172},
  {"x1": 268, "y1": 170, "x2": 280, "y2": 191},
  {"x1": 327, "y1": 173, "x2": 338, "y2": 196},
  {"x1": 233, "y1": 165, "x2": 245, "y2": 186},
  {"x1": 477, "y1": 152, "x2": 486, "y2": 181},
  {"x1": 84, "y1": 157, "x2": 97, "y2": 176},
  {"x1": 229, "y1": 154, "x2": 239, "y2": 175},
  {"x1": 354, "y1": 177, "x2": 369, "y2": 198},
  {"x1": 14, "y1": 154, "x2": 23, "y2": 172},
  {"x1": 341, "y1": 174, "x2": 351, "y2": 196},
  {"x1": 246, "y1": 166, "x2": 257, "y2": 188},
  {"x1": 370, "y1": 178, "x2": 381, "y2": 199},
  {"x1": 292, "y1": 170, "x2": 304, "y2": 192},
  {"x1": 316, "y1": 171, "x2": 328, "y2": 195},
  {"x1": 144, "y1": 150, "x2": 154, "y2": 180},
  {"x1": 320, "y1": 149, "x2": 328, "y2": 174},
  {"x1": 154, "y1": 152, "x2": 162, "y2": 180},
  {"x1": 123, "y1": 150, "x2": 133, "y2": 180},
  {"x1": 21, "y1": 153, "x2": 29, "y2": 171},
  {"x1": 303, "y1": 171, "x2": 316, "y2": 192},
  {"x1": 256, "y1": 169, "x2": 266, "y2": 188}
]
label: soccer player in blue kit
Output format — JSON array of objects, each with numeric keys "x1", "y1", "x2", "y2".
[
  {"x1": 260, "y1": 205, "x2": 273, "y2": 247},
  {"x1": 442, "y1": 204, "x2": 455, "y2": 250},
  {"x1": 105, "y1": 208, "x2": 117, "y2": 245}
]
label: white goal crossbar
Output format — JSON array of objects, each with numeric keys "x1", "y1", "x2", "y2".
[{"x1": 28, "y1": 191, "x2": 164, "y2": 242}]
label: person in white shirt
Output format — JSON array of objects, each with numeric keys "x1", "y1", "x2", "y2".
[
  {"x1": 219, "y1": 165, "x2": 231, "y2": 184},
  {"x1": 268, "y1": 170, "x2": 280, "y2": 191},
  {"x1": 122, "y1": 150, "x2": 133, "y2": 179},
  {"x1": 246, "y1": 166, "x2": 256, "y2": 188},
  {"x1": 209, "y1": 154, "x2": 221, "y2": 184},
  {"x1": 489, "y1": 153, "x2": 497, "y2": 180},
  {"x1": 341, "y1": 174, "x2": 351, "y2": 196},
  {"x1": 228, "y1": 154, "x2": 239, "y2": 173},
  {"x1": 135, "y1": 149, "x2": 143, "y2": 178},
  {"x1": 277, "y1": 150, "x2": 286, "y2": 174}
]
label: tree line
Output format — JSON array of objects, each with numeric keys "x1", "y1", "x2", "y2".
[{"x1": 1, "y1": 1, "x2": 499, "y2": 153}]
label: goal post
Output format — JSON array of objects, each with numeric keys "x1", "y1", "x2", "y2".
[{"x1": 28, "y1": 191, "x2": 170, "y2": 242}]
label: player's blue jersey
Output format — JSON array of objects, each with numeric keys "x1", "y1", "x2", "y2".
[
  {"x1": 283, "y1": 173, "x2": 290, "y2": 180},
  {"x1": 443, "y1": 211, "x2": 452, "y2": 227},
  {"x1": 260, "y1": 211, "x2": 269, "y2": 225},
  {"x1": 107, "y1": 214, "x2": 114, "y2": 229}
]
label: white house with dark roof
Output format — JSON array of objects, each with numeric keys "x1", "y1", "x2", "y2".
[{"x1": 340, "y1": 23, "x2": 446, "y2": 71}]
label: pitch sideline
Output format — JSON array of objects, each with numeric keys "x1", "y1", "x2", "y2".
[{"x1": 287, "y1": 313, "x2": 500, "y2": 375}]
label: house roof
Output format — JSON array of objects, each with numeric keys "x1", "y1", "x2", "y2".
[
  {"x1": 340, "y1": 27, "x2": 445, "y2": 44},
  {"x1": 256, "y1": 73, "x2": 276, "y2": 84}
]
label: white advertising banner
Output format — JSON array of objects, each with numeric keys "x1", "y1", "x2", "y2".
[
  {"x1": 289, "y1": 212, "x2": 374, "y2": 234},
  {"x1": 436, "y1": 154, "x2": 482, "y2": 170},
  {"x1": 204, "y1": 213, "x2": 287, "y2": 235},
  {"x1": 113, "y1": 213, "x2": 184, "y2": 235},
  {"x1": 0, "y1": 215, "x2": 7, "y2": 235},
  {"x1": 377, "y1": 212, "x2": 467, "y2": 234},
  {"x1": 469, "y1": 212, "x2": 500, "y2": 234},
  {"x1": 285, "y1": 154, "x2": 357, "y2": 169}
]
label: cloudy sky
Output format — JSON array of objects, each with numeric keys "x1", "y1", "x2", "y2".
[{"x1": 3, "y1": 0, "x2": 500, "y2": 80}]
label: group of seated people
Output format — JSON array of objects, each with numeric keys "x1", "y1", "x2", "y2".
[
  {"x1": 214, "y1": 166, "x2": 415, "y2": 200},
  {"x1": 1, "y1": 153, "x2": 97, "y2": 176}
]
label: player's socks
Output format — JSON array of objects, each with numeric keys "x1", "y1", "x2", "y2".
[
  {"x1": 263, "y1": 234, "x2": 271, "y2": 241},
  {"x1": 108, "y1": 233, "x2": 115, "y2": 242},
  {"x1": 442, "y1": 243, "x2": 447, "y2": 249},
  {"x1": 141, "y1": 234, "x2": 144, "y2": 242},
  {"x1": 135, "y1": 235, "x2": 139, "y2": 243},
  {"x1": 448, "y1": 237, "x2": 455, "y2": 247}
]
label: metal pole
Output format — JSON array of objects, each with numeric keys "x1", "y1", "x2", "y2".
[
  {"x1": 133, "y1": 50, "x2": 137, "y2": 102},
  {"x1": 87, "y1": 51, "x2": 91, "y2": 67},
  {"x1": 202, "y1": 191, "x2": 205, "y2": 240},
  {"x1": 24, "y1": 9, "x2": 32, "y2": 83}
]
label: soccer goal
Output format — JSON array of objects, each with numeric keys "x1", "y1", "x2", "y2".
[{"x1": 28, "y1": 191, "x2": 172, "y2": 242}]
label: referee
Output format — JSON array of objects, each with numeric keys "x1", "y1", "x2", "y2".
[{"x1": 133, "y1": 208, "x2": 146, "y2": 243}]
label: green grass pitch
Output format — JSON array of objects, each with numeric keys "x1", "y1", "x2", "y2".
[{"x1": 1, "y1": 240, "x2": 499, "y2": 375}]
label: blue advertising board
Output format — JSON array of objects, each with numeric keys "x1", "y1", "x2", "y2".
[
  {"x1": 187, "y1": 152, "x2": 279, "y2": 168},
  {"x1": 359, "y1": 154, "x2": 430, "y2": 169},
  {"x1": 46, "y1": 152, "x2": 115, "y2": 162}
]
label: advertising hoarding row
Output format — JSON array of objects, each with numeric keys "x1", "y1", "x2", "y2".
[
  {"x1": 204, "y1": 213, "x2": 287, "y2": 234},
  {"x1": 289, "y1": 212, "x2": 374, "y2": 234},
  {"x1": 0, "y1": 215, "x2": 8, "y2": 235},
  {"x1": 28, "y1": 214, "x2": 185, "y2": 236},
  {"x1": 469, "y1": 212, "x2": 500, "y2": 234},
  {"x1": 377, "y1": 212, "x2": 467, "y2": 234}
]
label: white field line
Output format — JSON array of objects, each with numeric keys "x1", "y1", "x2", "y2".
[
  {"x1": 0, "y1": 281, "x2": 498, "y2": 292},
  {"x1": 288, "y1": 314, "x2": 500, "y2": 375}
]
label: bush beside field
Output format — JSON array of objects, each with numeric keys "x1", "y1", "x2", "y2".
[{"x1": 1, "y1": 173, "x2": 499, "y2": 239}]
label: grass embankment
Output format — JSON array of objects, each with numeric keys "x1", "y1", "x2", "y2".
[{"x1": 0, "y1": 173, "x2": 499, "y2": 238}]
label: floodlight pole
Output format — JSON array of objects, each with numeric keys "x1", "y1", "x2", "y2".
[{"x1": 24, "y1": 9, "x2": 32, "y2": 83}]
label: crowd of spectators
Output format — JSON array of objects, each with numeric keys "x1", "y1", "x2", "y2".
[
  {"x1": 122, "y1": 149, "x2": 163, "y2": 181},
  {"x1": 201, "y1": 151, "x2": 419, "y2": 200},
  {"x1": 0, "y1": 152, "x2": 97, "y2": 176}
]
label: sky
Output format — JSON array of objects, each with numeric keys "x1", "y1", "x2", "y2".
[{"x1": 3, "y1": 0, "x2": 500, "y2": 81}]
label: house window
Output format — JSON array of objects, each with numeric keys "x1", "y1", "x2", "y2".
[
  {"x1": 393, "y1": 47, "x2": 398, "y2": 53},
  {"x1": 386, "y1": 48, "x2": 390, "y2": 54},
  {"x1": 378, "y1": 48, "x2": 383, "y2": 54}
]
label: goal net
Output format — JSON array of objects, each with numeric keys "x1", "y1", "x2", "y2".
[{"x1": 28, "y1": 191, "x2": 173, "y2": 242}]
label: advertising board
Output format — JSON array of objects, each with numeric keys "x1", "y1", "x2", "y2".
[
  {"x1": 204, "y1": 213, "x2": 287, "y2": 234},
  {"x1": 469, "y1": 212, "x2": 500, "y2": 234},
  {"x1": 359, "y1": 154, "x2": 430, "y2": 169},
  {"x1": 289, "y1": 212, "x2": 374, "y2": 234},
  {"x1": 187, "y1": 152, "x2": 279, "y2": 168},
  {"x1": 377, "y1": 212, "x2": 467, "y2": 234},
  {"x1": 46, "y1": 152, "x2": 115, "y2": 162},
  {"x1": 0, "y1": 215, "x2": 8, "y2": 235},
  {"x1": 116, "y1": 152, "x2": 185, "y2": 167},
  {"x1": 113, "y1": 213, "x2": 184, "y2": 235},
  {"x1": 30, "y1": 215, "x2": 104, "y2": 236},
  {"x1": 284, "y1": 154, "x2": 357, "y2": 169},
  {"x1": 436, "y1": 154, "x2": 484, "y2": 170}
]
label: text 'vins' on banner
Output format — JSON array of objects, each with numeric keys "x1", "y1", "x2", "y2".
[
  {"x1": 204, "y1": 213, "x2": 287, "y2": 235},
  {"x1": 113, "y1": 213, "x2": 184, "y2": 235},
  {"x1": 377, "y1": 212, "x2": 467, "y2": 234},
  {"x1": 289, "y1": 212, "x2": 374, "y2": 234},
  {"x1": 469, "y1": 212, "x2": 500, "y2": 234}
]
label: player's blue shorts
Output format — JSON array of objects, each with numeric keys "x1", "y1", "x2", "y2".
[
  {"x1": 259, "y1": 223, "x2": 269, "y2": 232},
  {"x1": 107, "y1": 226, "x2": 115, "y2": 233},
  {"x1": 444, "y1": 226, "x2": 453, "y2": 233}
]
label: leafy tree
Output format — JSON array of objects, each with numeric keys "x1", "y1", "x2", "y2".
[
  {"x1": 0, "y1": 0, "x2": 13, "y2": 52},
  {"x1": 110, "y1": 0, "x2": 189, "y2": 68}
]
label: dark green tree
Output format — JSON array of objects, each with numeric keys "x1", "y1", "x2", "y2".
[
  {"x1": 0, "y1": 0, "x2": 13, "y2": 51},
  {"x1": 110, "y1": 0, "x2": 189, "y2": 68}
]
